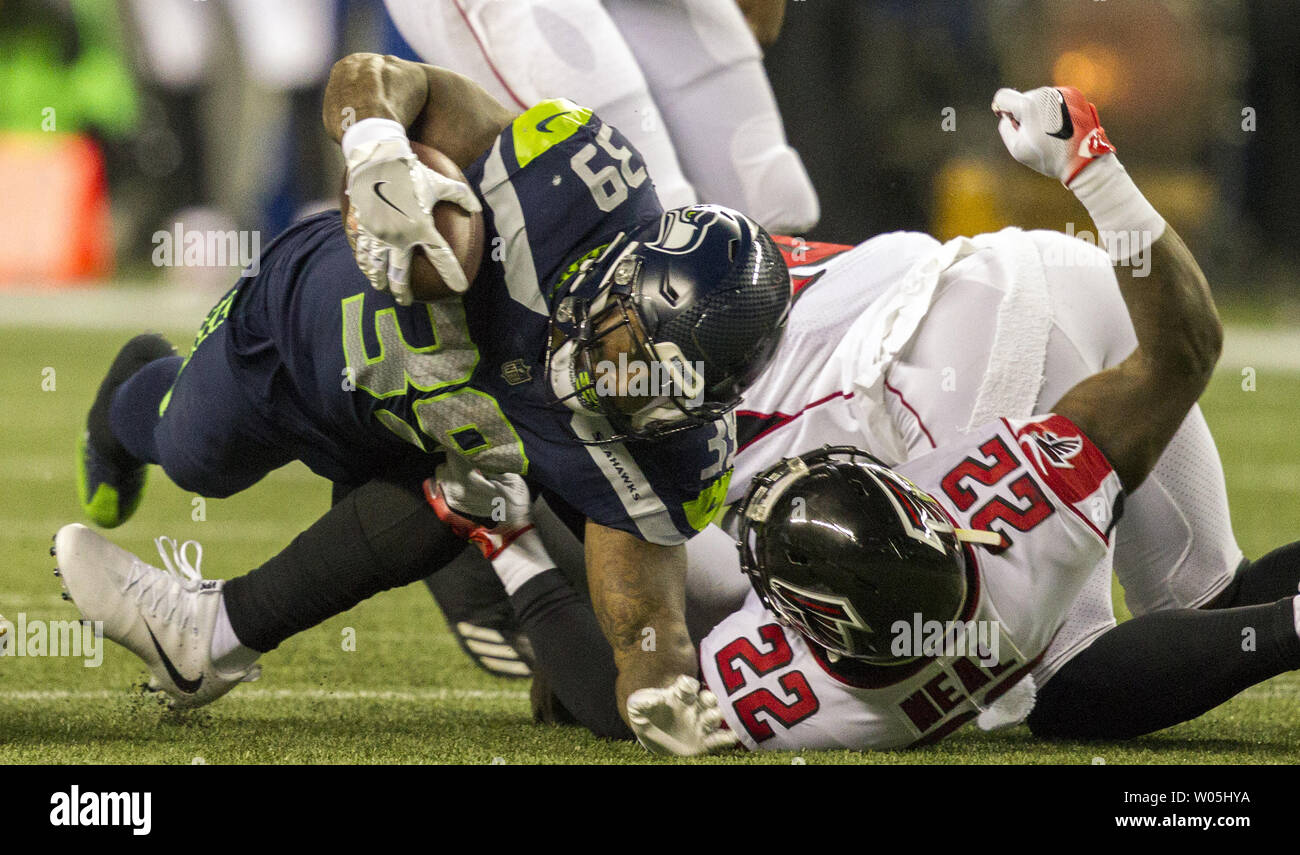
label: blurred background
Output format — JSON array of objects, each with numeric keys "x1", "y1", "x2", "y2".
[{"x1": 1, "y1": 0, "x2": 1296, "y2": 306}]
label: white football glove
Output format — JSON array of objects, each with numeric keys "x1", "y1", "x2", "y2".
[
  {"x1": 345, "y1": 135, "x2": 481, "y2": 305},
  {"x1": 627, "y1": 675, "x2": 738, "y2": 757},
  {"x1": 991, "y1": 85, "x2": 1115, "y2": 186},
  {"x1": 431, "y1": 454, "x2": 530, "y2": 523},
  {"x1": 425, "y1": 455, "x2": 535, "y2": 560}
]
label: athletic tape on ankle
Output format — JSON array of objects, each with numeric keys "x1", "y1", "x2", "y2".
[
  {"x1": 341, "y1": 118, "x2": 410, "y2": 167},
  {"x1": 492, "y1": 528, "x2": 553, "y2": 596}
]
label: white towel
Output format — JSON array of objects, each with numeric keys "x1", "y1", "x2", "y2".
[
  {"x1": 842, "y1": 227, "x2": 1054, "y2": 461},
  {"x1": 964, "y1": 227, "x2": 1052, "y2": 429}
]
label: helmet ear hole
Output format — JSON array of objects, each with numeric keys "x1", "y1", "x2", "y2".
[{"x1": 727, "y1": 239, "x2": 738, "y2": 262}]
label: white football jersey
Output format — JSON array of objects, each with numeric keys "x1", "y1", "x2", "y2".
[
  {"x1": 699, "y1": 413, "x2": 1122, "y2": 751},
  {"x1": 731, "y1": 231, "x2": 952, "y2": 504}
]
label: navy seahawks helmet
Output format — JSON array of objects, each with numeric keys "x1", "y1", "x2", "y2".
[
  {"x1": 546, "y1": 205, "x2": 790, "y2": 443},
  {"x1": 736, "y1": 447, "x2": 970, "y2": 664}
]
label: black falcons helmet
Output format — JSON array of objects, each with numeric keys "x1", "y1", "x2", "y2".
[
  {"x1": 546, "y1": 205, "x2": 791, "y2": 443},
  {"x1": 736, "y1": 447, "x2": 970, "y2": 664}
]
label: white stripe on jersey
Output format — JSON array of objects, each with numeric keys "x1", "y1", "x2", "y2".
[
  {"x1": 570, "y1": 414, "x2": 684, "y2": 545},
  {"x1": 479, "y1": 137, "x2": 548, "y2": 317}
]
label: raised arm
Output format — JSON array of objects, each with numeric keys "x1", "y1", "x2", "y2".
[
  {"x1": 321, "y1": 54, "x2": 513, "y2": 304},
  {"x1": 992, "y1": 86, "x2": 1223, "y2": 491}
]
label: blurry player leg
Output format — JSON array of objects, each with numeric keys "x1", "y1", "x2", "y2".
[
  {"x1": 602, "y1": 0, "x2": 819, "y2": 232},
  {"x1": 382, "y1": 0, "x2": 527, "y2": 108},
  {"x1": 226, "y1": 0, "x2": 339, "y2": 223},
  {"x1": 226, "y1": 0, "x2": 336, "y2": 92},
  {"x1": 127, "y1": 0, "x2": 213, "y2": 89},
  {"x1": 124, "y1": 0, "x2": 216, "y2": 244},
  {"x1": 78, "y1": 335, "x2": 178, "y2": 527},
  {"x1": 383, "y1": 0, "x2": 697, "y2": 208}
]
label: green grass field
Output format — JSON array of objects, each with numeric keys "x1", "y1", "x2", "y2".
[{"x1": 2, "y1": 315, "x2": 1298, "y2": 764}]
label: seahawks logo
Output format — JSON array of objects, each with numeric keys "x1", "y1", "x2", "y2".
[
  {"x1": 1019, "y1": 429, "x2": 1083, "y2": 470},
  {"x1": 644, "y1": 205, "x2": 744, "y2": 256}
]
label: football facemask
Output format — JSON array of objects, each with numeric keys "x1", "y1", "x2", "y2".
[{"x1": 545, "y1": 240, "x2": 736, "y2": 444}]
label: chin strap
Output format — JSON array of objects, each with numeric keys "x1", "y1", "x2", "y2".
[{"x1": 954, "y1": 528, "x2": 1005, "y2": 547}]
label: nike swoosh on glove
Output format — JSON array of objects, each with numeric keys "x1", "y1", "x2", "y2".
[
  {"x1": 991, "y1": 85, "x2": 1116, "y2": 186},
  {"x1": 346, "y1": 137, "x2": 482, "y2": 304}
]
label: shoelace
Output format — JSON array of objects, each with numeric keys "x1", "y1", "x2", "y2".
[{"x1": 121, "y1": 536, "x2": 207, "y2": 633}]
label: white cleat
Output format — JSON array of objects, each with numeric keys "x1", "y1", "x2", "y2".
[{"x1": 52, "y1": 524, "x2": 259, "y2": 709}]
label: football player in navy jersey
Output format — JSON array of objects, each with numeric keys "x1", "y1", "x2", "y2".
[
  {"x1": 58, "y1": 54, "x2": 789, "y2": 755},
  {"x1": 426, "y1": 84, "x2": 1300, "y2": 749}
]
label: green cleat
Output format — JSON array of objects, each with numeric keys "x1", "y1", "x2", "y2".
[{"x1": 76, "y1": 334, "x2": 176, "y2": 528}]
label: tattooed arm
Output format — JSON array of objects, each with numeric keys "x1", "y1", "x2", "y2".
[
  {"x1": 585, "y1": 522, "x2": 696, "y2": 715},
  {"x1": 585, "y1": 523, "x2": 735, "y2": 755}
]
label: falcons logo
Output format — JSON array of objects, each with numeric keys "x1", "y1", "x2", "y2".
[
  {"x1": 1019, "y1": 429, "x2": 1084, "y2": 470},
  {"x1": 769, "y1": 577, "x2": 873, "y2": 654}
]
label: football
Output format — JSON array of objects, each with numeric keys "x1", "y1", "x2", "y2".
[{"x1": 341, "y1": 141, "x2": 485, "y2": 301}]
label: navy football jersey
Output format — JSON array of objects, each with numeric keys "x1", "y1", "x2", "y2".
[{"x1": 226, "y1": 100, "x2": 735, "y2": 545}]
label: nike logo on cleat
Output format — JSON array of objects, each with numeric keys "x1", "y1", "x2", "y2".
[
  {"x1": 1047, "y1": 90, "x2": 1074, "y2": 140},
  {"x1": 146, "y1": 624, "x2": 203, "y2": 694}
]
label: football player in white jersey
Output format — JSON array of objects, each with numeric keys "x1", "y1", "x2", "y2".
[
  {"x1": 432, "y1": 84, "x2": 1300, "y2": 751},
  {"x1": 380, "y1": 0, "x2": 819, "y2": 233}
]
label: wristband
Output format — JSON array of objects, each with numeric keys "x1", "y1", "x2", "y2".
[
  {"x1": 341, "y1": 117, "x2": 410, "y2": 168},
  {"x1": 491, "y1": 528, "x2": 553, "y2": 595},
  {"x1": 1070, "y1": 155, "x2": 1167, "y2": 263}
]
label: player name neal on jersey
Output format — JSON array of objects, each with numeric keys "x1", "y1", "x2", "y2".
[
  {"x1": 890, "y1": 613, "x2": 1000, "y2": 667},
  {"x1": 50, "y1": 785, "x2": 151, "y2": 835}
]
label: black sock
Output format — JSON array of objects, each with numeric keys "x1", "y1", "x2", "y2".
[
  {"x1": 223, "y1": 478, "x2": 463, "y2": 652},
  {"x1": 509, "y1": 570, "x2": 630, "y2": 740},
  {"x1": 1028, "y1": 598, "x2": 1300, "y2": 739},
  {"x1": 1208, "y1": 542, "x2": 1300, "y2": 608}
]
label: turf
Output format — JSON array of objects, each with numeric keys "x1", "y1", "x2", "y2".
[{"x1": 1, "y1": 322, "x2": 1298, "y2": 764}]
